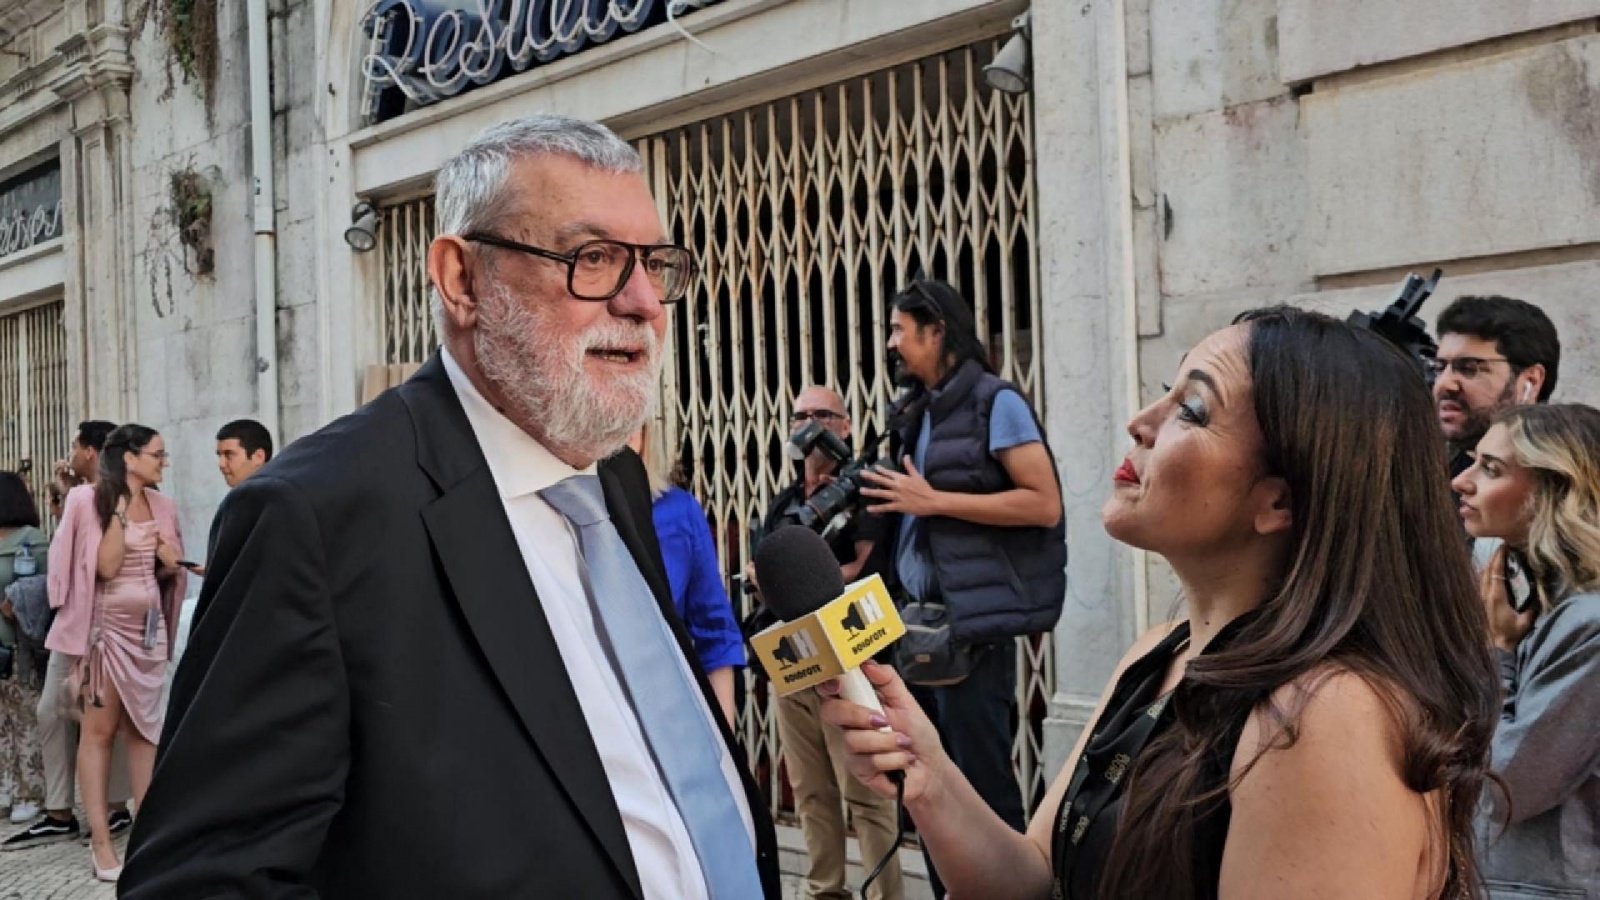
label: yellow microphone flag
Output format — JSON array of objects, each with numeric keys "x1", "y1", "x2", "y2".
[{"x1": 749, "y1": 573, "x2": 905, "y2": 696}]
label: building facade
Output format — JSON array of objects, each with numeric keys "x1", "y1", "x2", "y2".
[
  {"x1": 5, "y1": 0, "x2": 1600, "y2": 841},
  {"x1": 0, "y1": 0, "x2": 136, "y2": 519}
]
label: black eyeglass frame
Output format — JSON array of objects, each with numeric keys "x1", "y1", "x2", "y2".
[
  {"x1": 791, "y1": 409, "x2": 846, "y2": 423},
  {"x1": 462, "y1": 232, "x2": 699, "y2": 303},
  {"x1": 1424, "y1": 355, "x2": 1516, "y2": 380}
]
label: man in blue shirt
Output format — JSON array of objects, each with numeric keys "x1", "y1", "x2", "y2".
[{"x1": 861, "y1": 280, "x2": 1066, "y2": 900}]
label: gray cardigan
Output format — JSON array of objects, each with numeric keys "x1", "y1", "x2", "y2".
[{"x1": 1477, "y1": 589, "x2": 1600, "y2": 899}]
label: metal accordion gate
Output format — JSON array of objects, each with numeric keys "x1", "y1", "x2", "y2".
[
  {"x1": 0, "y1": 299, "x2": 70, "y2": 530},
  {"x1": 374, "y1": 34, "x2": 1052, "y2": 820}
]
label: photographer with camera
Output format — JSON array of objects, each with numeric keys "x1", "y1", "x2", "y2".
[
  {"x1": 751, "y1": 385, "x2": 903, "y2": 900},
  {"x1": 860, "y1": 280, "x2": 1065, "y2": 899}
]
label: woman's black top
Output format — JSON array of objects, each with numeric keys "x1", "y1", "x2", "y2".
[{"x1": 1050, "y1": 618, "x2": 1253, "y2": 900}]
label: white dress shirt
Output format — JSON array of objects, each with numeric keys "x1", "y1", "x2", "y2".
[{"x1": 441, "y1": 349, "x2": 755, "y2": 899}]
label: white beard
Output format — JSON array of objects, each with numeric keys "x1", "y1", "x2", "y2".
[{"x1": 473, "y1": 283, "x2": 661, "y2": 465}]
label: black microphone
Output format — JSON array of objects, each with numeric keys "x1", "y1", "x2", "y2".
[{"x1": 753, "y1": 526, "x2": 892, "y2": 726}]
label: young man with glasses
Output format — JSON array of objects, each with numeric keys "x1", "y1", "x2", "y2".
[{"x1": 1432, "y1": 295, "x2": 1561, "y2": 477}]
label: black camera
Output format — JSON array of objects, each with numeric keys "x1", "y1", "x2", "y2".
[
  {"x1": 1346, "y1": 268, "x2": 1442, "y2": 384},
  {"x1": 778, "y1": 421, "x2": 896, "y2": 539}
]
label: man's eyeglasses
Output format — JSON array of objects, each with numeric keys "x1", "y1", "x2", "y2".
[
  {"x1": 792, "y1": 410, "x2": 845, "y2": 424},
  {"x1": 463, "y1": 233, "x2": 698, "y2": 304},
  {"x1": 1425, "y1": 356, "x2": 1512, "y2": 380}
]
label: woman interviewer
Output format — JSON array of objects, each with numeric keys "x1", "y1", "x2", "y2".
[
  {"x1": 1453, "y1": 403, "x2": 1600, "y2": 899},
  {"x1": 822, "y1": 307, "x2": 1499, "y2": 899}
]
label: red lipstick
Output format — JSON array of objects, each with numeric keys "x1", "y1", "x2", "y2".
[{"x1": 1113, "y1": 459, "x2": 1140, "y2": 485}]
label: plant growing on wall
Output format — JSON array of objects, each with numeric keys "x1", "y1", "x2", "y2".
[
  {"x1": 130, "y1": 0, "x2": 219, "y2": 115},
  {"x1": 169, "y1": 168, "x2": 214, "y2": 276}
]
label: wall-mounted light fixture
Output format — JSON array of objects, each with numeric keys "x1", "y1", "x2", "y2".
[
  {"x1": 983, "y1": 10, "x2": 1032, "y2": 95},
  {"x1": 344, "y1": 201, "x2": 378, "y2": 252}
]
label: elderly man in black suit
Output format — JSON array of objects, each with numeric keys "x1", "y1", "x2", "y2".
[{"x1": 121, "y1": 114, "x2": 779, "y2": 899}]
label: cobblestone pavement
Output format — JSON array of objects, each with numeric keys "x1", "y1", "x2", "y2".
[
  {"x1": 0, "y1": 813, "x2": 118, "y2": 900},
  {"x1": 0, "y1": 818, "x2": 930, "y2": 898}
]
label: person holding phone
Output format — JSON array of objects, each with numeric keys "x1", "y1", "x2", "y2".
[
  {"x1": 3, "y1": 421, "x2": 135, "y2": 856},
  {"x1": 178, "y1": 419, "x2": 277, "y2": 581},
  {"x1": 46, "y1": 424, "x2": 186, "y2": 880},
  {"x1": 1453, "y1": 403, "x2": 1600, "y2": 899}
]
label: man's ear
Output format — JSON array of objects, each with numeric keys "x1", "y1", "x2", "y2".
[
  {"x1": 428, "y1": 235, "x2": 478, "y2": 330},
  {"x1": 1253, "y1": 475, "x2": 1293, "y2": 537},
  {"x1": 1520, "y1": 363, "x2": 1547, "y2": 403}
]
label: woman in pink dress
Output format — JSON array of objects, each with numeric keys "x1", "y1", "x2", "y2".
[{"x1": 46, "y1": 424, "x2": 185, "y2": 880}]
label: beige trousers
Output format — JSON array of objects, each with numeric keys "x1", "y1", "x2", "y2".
[
  {"x1": 776, "y1": 688, "x2": 904, "y2": 900},
  {"x1": 38, "y1": 651, "x2": 130, "y2": 812}
]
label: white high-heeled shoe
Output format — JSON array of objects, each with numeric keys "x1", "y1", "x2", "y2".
[{"x1": 90, "y1": 846, "x2": 122, "y2": 882}]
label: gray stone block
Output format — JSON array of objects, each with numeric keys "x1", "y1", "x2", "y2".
[
  {"x1": 1154, "y1": 94, "x2": 1309, "y2": 297},
  {"x1": 1279, "y1": 0, "x2": 1600, "y2": 84},
  {"x1": 1304, "y1": 36, "x2": 1600, "y2": 276},
  {"x1": 1151, "y1": 0, "x2": 1283, "y2": 120}
]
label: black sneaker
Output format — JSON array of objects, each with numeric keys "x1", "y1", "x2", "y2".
[
  {"x1": 1, "y1": 815, "x2": 79, "y2": 851},
  {"x1": 108, "y1": 809, "x2": 132, "y2": 835}
]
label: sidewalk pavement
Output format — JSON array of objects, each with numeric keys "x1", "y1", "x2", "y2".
[
  {"x1": 0, "y1": 812, "x2": 117, "y2": 899},
  {"x1": 776, "y1": 823, "x2": 936, "y2": 899}
]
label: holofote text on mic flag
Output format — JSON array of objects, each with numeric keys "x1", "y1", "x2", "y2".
[{"x1": 749, "y1": 573, "x2": 905, "y2": 696}]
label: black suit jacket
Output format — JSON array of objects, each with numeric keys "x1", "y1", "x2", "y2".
[{"x1": 121, "y1": 357, "x2": 780, "y2": 899}]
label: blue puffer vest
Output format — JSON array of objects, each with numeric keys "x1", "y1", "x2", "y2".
[{"x1": 894, "y1": 360, "x2": 1068, "y2": 644}]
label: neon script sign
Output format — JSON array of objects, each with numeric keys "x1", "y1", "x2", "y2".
[
  {"x1": 359, "y1": 0, "x2": 722, "y2": 124},
  {"x1": 0, "y1": 162, "x2": 63, "y2": 261}
]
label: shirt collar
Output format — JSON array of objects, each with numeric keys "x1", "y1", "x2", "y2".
[{"x1": 439, "y1": 347, "x2": 593, "y2": 500}]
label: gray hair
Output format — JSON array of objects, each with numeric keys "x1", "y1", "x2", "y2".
[{"x1": 431, "y1": 114, "x2": 643, "y2": 335}]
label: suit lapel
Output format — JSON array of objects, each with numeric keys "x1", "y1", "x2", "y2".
[{"x1": 404, "y1": 357, "x2": 644, "y2": 900}]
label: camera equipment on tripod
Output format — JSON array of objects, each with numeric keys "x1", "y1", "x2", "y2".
[
  {"x1": 780, "y1": 422, "x2": 896, "y2": 538},
  {"x1": 1346, "y1": 268, "x2": 1442, "y2": 383}
]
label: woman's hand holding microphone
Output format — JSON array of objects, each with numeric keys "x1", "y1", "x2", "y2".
[{"x1": 817, "y1": 660, "x2": 950, "y2": 804}]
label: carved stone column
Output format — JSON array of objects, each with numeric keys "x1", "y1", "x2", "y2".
[
  {"x1": 1035, "y1": 0, "x2": 1143, "y2": 779},
  {"x1": 52, "y1": 26, "x2": 136, "y2": 421}
]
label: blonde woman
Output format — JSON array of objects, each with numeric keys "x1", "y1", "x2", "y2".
[
  {"x1": 627, "y1": 421, "x2": 743, "y2": 727},
  {"x1": 1453, "y1": 402, "x2": 1600, "y2": 899}
]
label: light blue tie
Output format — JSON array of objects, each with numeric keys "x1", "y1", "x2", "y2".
[{"x1": 541, "y1": 474, "x2": 763, "y2": 899}]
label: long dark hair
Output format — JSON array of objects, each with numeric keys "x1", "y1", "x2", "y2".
[
  {"x1": 1099, "y1": 307, "x2": 1498, "y2": 899},
  {"x1": 891, "y1": 280, "x2": 992, "y2": 377},
  {"x1": 888, "y1": 280, "x2": 993, "y2": 431},
  {"x1": 0, "y1": 472, "x2": 40, "y2": 529},
  {"x1": 94, "y1": 424, "x2": 160, "y2": 530}
]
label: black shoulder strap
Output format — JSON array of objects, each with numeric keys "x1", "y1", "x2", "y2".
[{"x1": 1052, "y1": 624, "x2": 1189, "y2": 895}]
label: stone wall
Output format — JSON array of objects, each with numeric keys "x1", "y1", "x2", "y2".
[
  {"x1": 126, "y1": 0, "x2": 324, "y2": 547},
  {"x1": 1128, "y1": 0, "x2": 1600, "y2": 614},
  {"x1": 1026, "y1": 1, "x2": 1600, "y2": 770}
]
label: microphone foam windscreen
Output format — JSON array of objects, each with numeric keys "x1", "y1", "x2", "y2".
[{"x1": 753, "y1": 525, "x2": 847, "y2": 622}]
